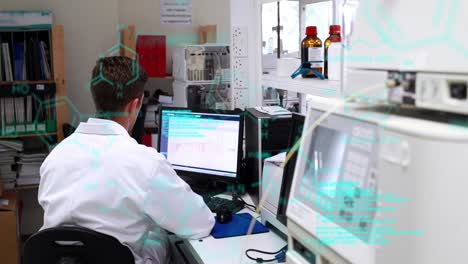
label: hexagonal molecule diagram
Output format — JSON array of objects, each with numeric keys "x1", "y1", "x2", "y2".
[{"x1": 87, "y1": 25, "x2": 141, "y2": 103}]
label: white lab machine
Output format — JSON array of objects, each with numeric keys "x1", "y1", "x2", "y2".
[
  {"x1": 260, "y1": 153, "x2": 288, "y2": 236},
  {"x1": 172, "y1": 44, "x2": 232, "y2": 109},
  {"x1": 286, "y1": 101, "x2": 468, "y2": 264},
  {"x1": 172, "y1": 44, "x2": 231, "y2": 82},
  {"x1": 347, "y1": 0, "x2": 468, "y2": 115},
  {"x1": 172, "y1": 80, "x2": 231, "y2": 109}
]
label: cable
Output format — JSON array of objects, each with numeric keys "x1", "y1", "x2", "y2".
[
  {"x1": 233, "y1": 195, "x2": 257, "y2": 211},
  {"x1": 245, "y1": 245, "x2": 287, "y2": 263}
]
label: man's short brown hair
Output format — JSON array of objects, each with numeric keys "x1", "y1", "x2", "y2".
[{"x1": 91, "y1": 56, "x2": 148, "y2": 115}]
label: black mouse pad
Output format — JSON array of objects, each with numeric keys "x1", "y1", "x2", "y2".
[{"x1": 211, "y1": 213, "x2": 269, "y2": 239}]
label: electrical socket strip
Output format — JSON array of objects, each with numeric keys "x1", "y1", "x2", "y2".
[
  {"x1": 233, "y1": 57, "x2": 249, "y2": 88},
  {"x1": 232, "y1": 26, "x2": 248, "y2": 58},
  {"x1": 232, "y1": 26, "x2": 249, "y2": 109},
  {"x1": 233, "y1": 88, "x2": 249, "y2": 109}
]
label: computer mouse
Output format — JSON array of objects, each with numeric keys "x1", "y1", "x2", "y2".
[{"x1": 216, "y1": 206, "x2": 233, "y2": 224}]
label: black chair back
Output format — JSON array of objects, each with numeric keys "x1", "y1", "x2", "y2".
[{"x1": 23, "y1": 226, "x2": 134, "y2": 264}]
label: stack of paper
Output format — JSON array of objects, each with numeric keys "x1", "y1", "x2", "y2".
[
  {"x1": 0, "y1": 141, "x2": 22, "y2": 190},
  {"x1": 16, "y1": 152, "x2": 47, "y2": 186}
]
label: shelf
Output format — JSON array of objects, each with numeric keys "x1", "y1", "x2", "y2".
[
  {"x1": 14, "y1": 184, "x2": 39, "y2": 191},
  {"x1": 0, "y1": 132, "x2": 57, "y2": 139},
  {"x1": 262, "y1": 71, "x2": 342, "y2": 97},
  {"x1": 149, "y1": 76, "x2": 174, "y2": 80},
  {"x1": 0, "y1": 80, "x2": 55, "y2": 86},
  {"x1": 173, "y1": 79, "x2": 231, "y2": 85},
  {"x1": 144, "y1": 125, "x2": 159, "y2": 134}
]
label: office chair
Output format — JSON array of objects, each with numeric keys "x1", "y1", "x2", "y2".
[{"x1": 22, "y1": 226, "x2": 135, "y2": 264}]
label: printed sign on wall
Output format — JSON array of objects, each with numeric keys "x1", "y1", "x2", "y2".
[{"x1": 160, "y1": 0, "x2": 192, "y2": 25}]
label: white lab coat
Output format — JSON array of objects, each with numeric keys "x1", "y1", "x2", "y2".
[{"x1": 38, "y1": 118, "x2": 215, "y2": 264}]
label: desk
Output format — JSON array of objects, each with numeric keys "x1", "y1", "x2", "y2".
[{"x1": 178, "y1": 194, "x2": 287, "y2": 264}]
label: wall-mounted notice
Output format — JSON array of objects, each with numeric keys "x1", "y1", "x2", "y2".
[{"x1": 160, "y1": 0, "x2": 192, "y2": 25}]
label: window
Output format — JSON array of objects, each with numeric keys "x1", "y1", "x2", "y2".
[
  {"x1": 262, "y1": 1, "x2": 300, "y2": 56},
  {"x1": 303, "y1": 1, "x2": 334, "y2": 43},
  {"x1": 262, "y1": 2, "x2": 278, "y2": 55}
]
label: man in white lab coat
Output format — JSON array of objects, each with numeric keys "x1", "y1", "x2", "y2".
[{"x1": 38, "y1": 56, "x2": 215, "y2": 264}]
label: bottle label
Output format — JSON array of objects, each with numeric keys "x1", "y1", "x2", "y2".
[{"x1": 308, "y1": 47, "x2": 324, "y2": 68}]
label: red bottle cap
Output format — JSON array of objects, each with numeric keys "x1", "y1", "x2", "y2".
[
  {"x1": 329, "y1": 25, "x2": 341, "y2": 35},
  {"x1": 306, "y1": 26, "x2": 317, "y2": 36}
]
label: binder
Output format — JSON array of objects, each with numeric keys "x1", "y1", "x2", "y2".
[
  {"x1": 37, "y1": 40, "x2": 44, "y2": 80},
  {"x1": 2, "y1": 43, "x2": 12, "y2": 82},
  {"x1": 25, "y1": 96, "x2": 34, "y2": 132},
  {"x1": 39, "y1": 41, "x2": 51, "y2": 80},
  {"x1": 22, "y1": 39, "x2": 26, "y2": 80},
  {"x1": 0, "y1": 35, "x2": 3, "y2": 81},
  {"x1": 5, "y1": 98, "x2": 15, "y2": 134},
  {"x1": 6, "y1": 44, "x2": 13, "y2": 81},
  {"x1": 14, "y1": 97, "x2": 25, "y2": 133},
  {"x1": 13, "y1": 41, "x2": 25, "y2": 81},
  {"x1": 26, "y1": 37, "x2": 36, "y2": 80},
  {"x1": 0, "y1": 98, "x2": 4, "y2": 135}
]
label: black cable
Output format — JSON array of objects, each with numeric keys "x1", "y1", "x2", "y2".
[
  {"x1": 234, "y1": 195, "x2": 257, "y2": 211},
  {"x1": 245, "y1": 245, "x2": 288, "y2": 263},
  {"x1": 245, "y1": 249, "x2": 277, "y2": 263}
]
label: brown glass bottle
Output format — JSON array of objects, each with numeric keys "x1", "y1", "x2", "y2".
[
  {"x1": 301, "y1": 26, "x2": 323, "y2": 78},
  {"x1": 324, "y1": 25, "x2": 342, "y2": 79}
]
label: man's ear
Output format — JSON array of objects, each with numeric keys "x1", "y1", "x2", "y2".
[{"x1": 128, "y1": 97, "x2": 141, "y2": 115}]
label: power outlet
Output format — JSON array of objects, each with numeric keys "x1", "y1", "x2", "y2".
[
  {"x1": 232, "y1": 26, "x2": 248, "y2": 58},
  {"x1": 233, "y1": 57, "x2": 248, "y2": 88},
  {"x1": 233, "y1": 88, "x2": 249, "y2": 109}
]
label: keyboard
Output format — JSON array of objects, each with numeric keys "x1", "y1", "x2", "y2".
[{"x1": 203, "y1": 196, "x2": 245, "y2": 213}]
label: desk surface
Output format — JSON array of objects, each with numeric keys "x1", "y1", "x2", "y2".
[{"x1": 184, "y1": 194, "x2": 287, "y2": 264}]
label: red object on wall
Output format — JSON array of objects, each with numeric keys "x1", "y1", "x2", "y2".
[
  {"x1": 142, "y1": 133, "x2": 152, "y2": 147},
  {"x1": 136, "y1": 35, "x2": 166, "y2": 77}
]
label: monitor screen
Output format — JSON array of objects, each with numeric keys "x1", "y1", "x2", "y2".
[
  {"x1": 158, "y1": 108, "x2": 243, "y2": 181},
  {"x1": 288, "y1": 109, "x2": 380, "y2": 243},
  {"x1": 308, "y1": 126, "x2": 349, "y2": 198}
]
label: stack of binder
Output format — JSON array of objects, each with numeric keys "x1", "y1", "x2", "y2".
[
  {"x1": 0, "y1": 140, "x2": 23, "y2": 190},
  {"x1": 0, "y1": 92, "x2": 56, "y2": 136},
  {"x1": 16, "y1": 151, "x2": 47, "y2": 186},
  {"x1": 0, "y1": 35, "x2": 52, "y2": 82}
]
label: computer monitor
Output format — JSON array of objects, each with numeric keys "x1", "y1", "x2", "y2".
[
  {"x1": 276, "y1": 113, "x2": 305, "y2": 226},
  {"x1": 158, "y1": 107, "x2": 244, "y2": 183}
]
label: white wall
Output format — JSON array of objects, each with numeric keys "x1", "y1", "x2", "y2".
[
  {"x1": 0, "y1": 0, "x2": 231, "y2": 112},
  {"x1": 118, "y1": 0, "x2": 231, "y2": 73},
  {"x1": 0, "y1": 0, "x2": 119, "y2": 115}
]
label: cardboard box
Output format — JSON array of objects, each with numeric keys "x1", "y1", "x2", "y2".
[{"x1": 0, "y1": 192, "x2": 19, "y2": 264}]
